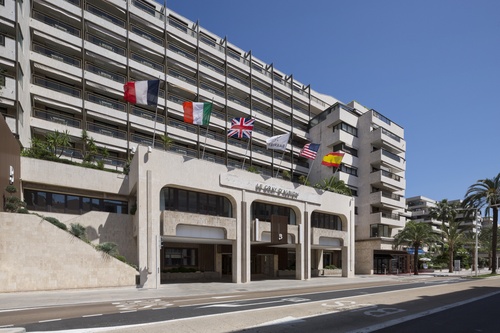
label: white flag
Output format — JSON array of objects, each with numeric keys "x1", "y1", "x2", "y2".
[{"x1": 266, "y1": 133, "x2": 290, "y2": 151}]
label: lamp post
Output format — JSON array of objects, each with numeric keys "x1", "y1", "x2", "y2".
[{"x1": 474, "y1": 209, "x2": 478, "y2": 277}]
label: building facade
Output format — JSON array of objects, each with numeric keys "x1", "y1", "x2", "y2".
[{"x1": 0, "y1": 0, "x2": 406, "y2": 288}]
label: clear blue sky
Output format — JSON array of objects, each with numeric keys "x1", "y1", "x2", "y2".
[{"x1": 162, "y1": 0, "x2": 500, "y2": 202}]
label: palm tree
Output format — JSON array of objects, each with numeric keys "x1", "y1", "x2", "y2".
[
  {"x1": 429, "y1": 199, "x2": 458, "y2": 227},
  {"x1": 393, "y1": 221, "x2": 439, "y2": 275},
  {"x1": 314, "y1": 176, "x2": 351, "y2": 196},
  {"x1": 159, "y1": 134, "x2": 173, "y2": 151},
  {"x1": 463, "y1": 173, "x2": 500, "y2": 274},
  {"x1": 46, "y1": 130, "x2": 71, "y2": 158},
  {"x1": 440, "y1": 219, "x2": 469, "y2": 272}
]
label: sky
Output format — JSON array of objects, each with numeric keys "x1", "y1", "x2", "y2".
[{"x1": 162, "y1": 0, "x2": 500, "y2": 202}]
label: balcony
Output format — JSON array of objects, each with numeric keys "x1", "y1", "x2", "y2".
[
  {"x1": 33, "y1": 108, "x2": 82, "y2": 128},
  {"x1": 370, "y1": 169, "x2": 405, "y2": 191},
  {"x1": 370, "y1": 127, "x2": 406, "y2": 153},
  {"x1": 368, "y1": 212, "x2": 405, "y2": 228},
  {"x1": 370, "y1": 190, "x2": 404, "y2": 210},
  {"x1": 370, "y1": 148, "x2": 405, "y2": 172}
]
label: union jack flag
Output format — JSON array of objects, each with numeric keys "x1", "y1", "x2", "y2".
[{"x1": 227, "y1": 117, "x2": 255, "y2": 139}]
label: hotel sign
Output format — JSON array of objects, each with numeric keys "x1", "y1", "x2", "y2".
[{"x1": 255, "y1": 183, "x2": 299, "y2": 199}]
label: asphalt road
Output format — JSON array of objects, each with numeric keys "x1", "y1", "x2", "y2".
[{"x1": 4, "y1": 276, "x2": 498, "y2": 332}]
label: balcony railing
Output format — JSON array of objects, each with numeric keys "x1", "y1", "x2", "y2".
[
  {"x1": 32, "y1": 44, "x2": 82, "y2": 68},
  {"x1": 130, "y1": 52, "x2": 164, "y2": 71},
  {"x1": 87, "y1": 123, "x2": 127, "y2": 139},
  {"x1": 132, "y1": 107, "x2": 165, "y2": 124},
  {"x1": 168, "y1": 69, "x2": 196, "y2": 85},
  {"x1": 86, "y1": 93, "x2": 126, "y2": 112},
  {"x1": 85, "y1": 63, "x2": 126, "y2": 84},
  {"x1": 86, "y1": 4, "x2": 125, "y2": 28},
  {"x1": 168, "y1": 44, "x2": 197, "y2": 61},
  {"x1": 33, "y1": 108, "x2": 82, "y2": 128},
  {"x1": 32, "y1": 11, "x2": 81, "y2": 37},
  {"x1": 130, "y1": 133, "x2": 163, "y2": 149},
  {"x1": 86, "y1": 33, "x2": 126, "y2": 56},
  {"x1": 131, "y1": 0, "x2": 164, "y2": 21},
  {"x1": 168, "y1": 118, "x2": 197, "y2": 134},
  {"x1": 381, "y1": 169, "x2": 401, "y2": 181},
  {"x1": 33, "y1": 76, "x2": 82, "y2": 98},
  {"x1": 131, "y1": 25, "x2": 164, "y2": 46}
]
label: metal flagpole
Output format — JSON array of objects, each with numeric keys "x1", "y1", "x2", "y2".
[
  {"x1": 241, "y1": 138, "x2": 251, "y2": 170},
  {"x1": 304, "y1": 157, "x2": 317, "y2": 185},
  {"x1": 201, "y1": 98, "x2": 214, "y2": 160},
  {"x1": 151, "y1": 78, "x2": 161, "y2": 150},
  {"x1": 275, "y1": 133, "x2": 290, "y2": 178}
]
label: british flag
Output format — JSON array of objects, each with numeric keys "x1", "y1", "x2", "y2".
[{"x1": 227, "y1": 117, "x2": 255, "y2": 139}]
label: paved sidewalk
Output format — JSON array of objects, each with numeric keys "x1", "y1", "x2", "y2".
[{"x1": 0, "y1": 269, "x2": 485, "y2": 312}]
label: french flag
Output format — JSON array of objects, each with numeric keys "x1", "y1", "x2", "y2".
[{"x1": 124, "y1": 80, "x2": 160, "y2": 106}]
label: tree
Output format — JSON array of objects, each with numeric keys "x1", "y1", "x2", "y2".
[
  {"x1": 440, "y1": 219, "x2": 469, "y2": 272},
  {"x1": 159, "y1": 134, "x2": 173, "y2": 151},
  {"x1": 4, "y1": 185, "x2": 27, "y2": 213},
  {"x1": 46, "y1": 130, "x2": 71, "y2": 158},
  {"x1": 393, "y1": 221, "x2": 439, "y2": 275},
  {"x1": 314, "y1": 176, "x2": 351, "y2": 196},
  {"x1": 463, "y1": 173, "x2": 500, "y2": 274},
  {"x1": 429, "y1": 199, "x2": 458, "y2": 227}
]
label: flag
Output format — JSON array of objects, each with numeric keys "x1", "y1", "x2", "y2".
[
  {"x1": 300, "y1": 143, "x2": 320, "y2": 160},
  {"x1": 123, "y1": 80, "x2": 159, "y2": 106},
  {"x1": 266, "y1": 133, "x2": 290, "y2": 151},
  {"x1": 321, "y1": 152, "x2": 345, "y2": 167},
  {"x1": 183, "y1": 101, "x2": 212, "y2": 125},
  {"x1": 228, "y1": 117, "x2": 254, "y2": 139}
]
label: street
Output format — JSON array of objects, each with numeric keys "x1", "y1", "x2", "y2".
[{"x1": 1, "y1": 276, "x2": 499, "y2": 332}]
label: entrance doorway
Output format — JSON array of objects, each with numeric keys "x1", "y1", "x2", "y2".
[
  {"x1": 222, "y1": 254, "x2": 232, "y2": 276},
  {"x1": 252, "y1": 254, "x2": 275, "y2": 278}
]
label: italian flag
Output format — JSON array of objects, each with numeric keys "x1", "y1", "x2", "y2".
[{"x1": 183, "y1": 102, "x2": 212, "y2": 125}]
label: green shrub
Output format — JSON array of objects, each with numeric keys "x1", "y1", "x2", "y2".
[
  {"x1": 44, "y1": 217, "x2": 67, "y2": 231},
  {"x1": 69, "y1": 223, "x2": 88, "y2": 242},
  {"x1": 95, "y1": 242, "x2": 118, "y2": 256},
  {"x1": 324, "y1": 265, "x2": 338, "y2": 270}
]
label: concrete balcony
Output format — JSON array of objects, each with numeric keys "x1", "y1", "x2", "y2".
[
  {"x1": 370, "y1": 190, "x2": 405, "y2": 210},
  {"x1": 368, "y1": 212, "x2": 405, "y2": 228},
  {"x1": 369, "y1": 169, "x2": 406, "y2": 191},
  {"x1": 370, "y1": 127, "x2": 406, "y2": 153},
  {"x1": 370, "y1": 149, "x2": 405, "y2": 172}
]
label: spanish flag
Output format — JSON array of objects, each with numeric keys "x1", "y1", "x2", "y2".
[{"x1": 321, "y1": 152, "x2": 345, "y2": 167}]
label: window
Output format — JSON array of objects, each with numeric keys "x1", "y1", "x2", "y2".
[
  {"x1": 311, "y1": 212, "x2": 342, "y2": 231},
  {"x1": 333, "y1": 143, "x2": 358, "y2": 157},
  {"x1": 0, "y1": 34, "x2": 5, "y2": 46},
  {"x1": 371, "y1": 224, "x2": 390, "y2": 238},
  {"x1": 251, "y1": 202, "x2": 296, "y2": 225},
  {"x1": 333, "y1": 122, "x2": 357, "y2": 137},
  {"x1": 23, "y1": 189, "x2": 128, "y2": 214},
  {"x1": 339, "y1": 164, "x2": 357, "y2": 177},
  {"x1": 164, "y1": 248, "x2": 197, "y2": 267},
  {"x1": 161, "y1": 187, "x2": 233, "y2": 217}
]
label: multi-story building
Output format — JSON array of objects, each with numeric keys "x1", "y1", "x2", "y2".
[{"x1": 0, "y1": 0, "x2": 406, "y2": 290}]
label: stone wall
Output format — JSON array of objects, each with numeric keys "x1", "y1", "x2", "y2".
[{"x1": 0, "y1": 213, "x2": 137, "y2": 292}]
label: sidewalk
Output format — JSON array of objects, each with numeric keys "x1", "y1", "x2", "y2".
[{"x1": 0, "y1": 269, "x2": 484, "y2": 312}]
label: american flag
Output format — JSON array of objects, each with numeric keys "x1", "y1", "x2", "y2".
[
  {"x1": 227, "y1": 118, "x2": 255, "y2": 139},
  {"x1": 299, "y1": 143, "x2": 320, "y2": 160}
]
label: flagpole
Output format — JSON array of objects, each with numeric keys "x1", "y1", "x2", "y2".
[
  {"x1": 304, "y1": 157, "x2": 317, "y2": 185},
  {"x1": 241, "y1": 138, "x2": 251, "y2": 170},
  {"x1": 151, "y1": 78, "x2": 161, "y2": 150},
  {"x1": 201, "y1": 98, "x2": 214, "y2": 161},
  {"x1": 275, "y1": 134, "x2": 290, "y2": 178}
]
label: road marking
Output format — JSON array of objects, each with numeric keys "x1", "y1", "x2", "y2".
[
  {"x1": 252, "y1": 316, "x2": 305, "y2": 327},
  {"x1": 82, "y1": 314, "x2": 103, "y2": 318},
  {"x1": 39, "y1": 318, "x2": 61, "y2": 323},
  {"x1": 197, "y1": 297, "x2": 310, "y2": 308},
  {"x1": 344, "y1": 290, "x2": 500, "y2": 333}
]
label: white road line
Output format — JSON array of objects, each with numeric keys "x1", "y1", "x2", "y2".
[
  {"x1": 119, "y1": 310, "x2": 137, "y2": 314},
  {"x1": 82, "y1": 314, "x2": 103, "y2": 318},
  {"x1": 39, "y1": 318, "x2": 62, "y2": 323}
]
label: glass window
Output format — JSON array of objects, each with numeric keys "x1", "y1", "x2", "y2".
[
  {"x1": 164, "y1": 248, "x2": 197, "y2": 267},
  {"x1": 66, "y1": 195, "x2": 80, "y2": 214},
  {"x1": 160, "y1": 187, "x2": 232, "y2": 217},
  {"x1": 51, "y1": 193, "x2": 65, "y2": 213},
  {"x1": 82, "y1": 197, "x2": 92, "y2": 212},
  {"x1": 251, "y1": 202, "x2": 296, "y2": 225}
]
